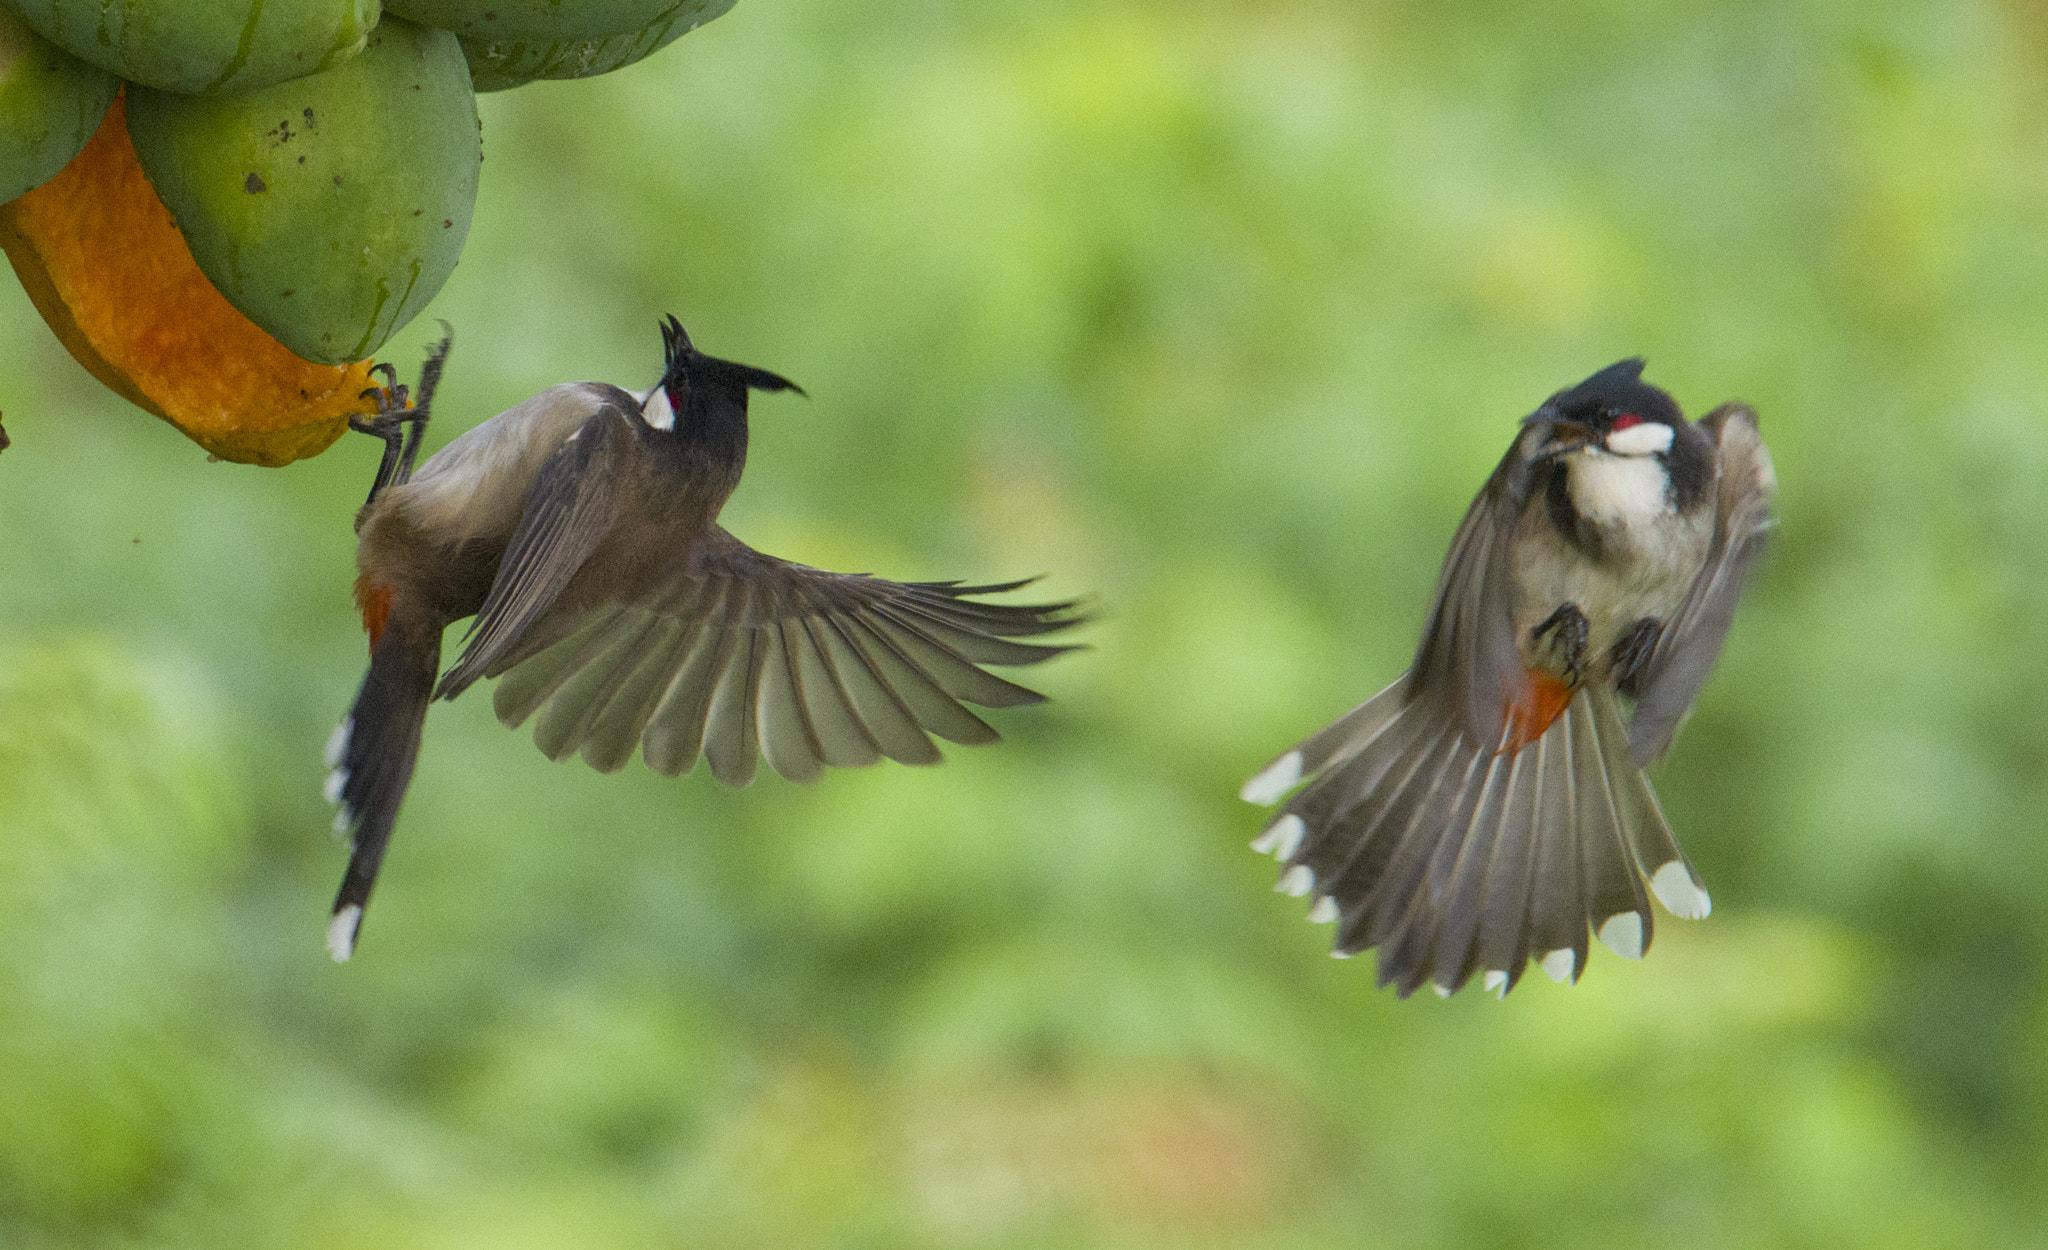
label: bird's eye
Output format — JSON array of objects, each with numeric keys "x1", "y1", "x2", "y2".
[{"x1": 1610, "y1": 412, "x2": 1643, "y2": 431}]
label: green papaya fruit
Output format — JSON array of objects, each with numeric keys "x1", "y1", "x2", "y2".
[
  {"x1": 126, "y1": 18, "x2": 479, "y2": 365},
  {"x1": 0, "y1": 0, "x2": 378, "y2": 96},
  {"x1": 0, "y1": 8, "x2": 115, "y2": 202},
  {"x1": 386, "y1": 0, "x2": 683, "y2": 41},
  {"x1": 461, "y1": 0, "x2": 734, "y2": 92}
]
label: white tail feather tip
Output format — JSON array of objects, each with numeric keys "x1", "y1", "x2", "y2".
[
  {"x1": 324, "y1": 718, "x2": 352, "y2": 768},
  {"x1": 1251, "y1": 812, "x2": 1304, "y2": 858},
  {"x1": 1432, "y1": 983, "x2": 1452, "y2": 999},
  {"x1": 1240, "y1": 751, "x2": 1303, "y2": 805},
  {"x1": 326, "y1": 905, "x2": 362, "y2": 962},
  {"x1": 1541, "y1": 948, "x2": 1575, "y2": 983},
  {"x1": 1598, "y1": 911, "x2": 1645, "y2": 960},
  {"x1": 1308, "y1": 895, "x2": 1339, "y2": 924},
  {"x1": 1650, "y1": 860, "x2": 1712, "y2": 919},
  {"x1": 1272, "y1": 814, "x2": 1305, "y2": 861},
  {"x1": 1276, "y1": 864, "x2": 1315, "y2": 897},
  {"x1": 1482, "y1": 970, "x2": 1508, "y2": 997},
  {"x1": 322, "y1": 768, "x2": 348, "y2": 805}
]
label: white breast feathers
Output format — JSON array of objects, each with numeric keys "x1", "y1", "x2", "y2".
[{"x1": 1566, "y1": 453, "x2": 1670, "y2": 526}]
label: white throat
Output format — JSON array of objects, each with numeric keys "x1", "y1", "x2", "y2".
[{"x1": 1567, "y1": 452, "x2": 1670, "y2": 524}]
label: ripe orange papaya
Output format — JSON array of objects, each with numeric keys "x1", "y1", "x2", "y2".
[{"x1": 0, "y1": 93, "x2": 378, "y2": 465}]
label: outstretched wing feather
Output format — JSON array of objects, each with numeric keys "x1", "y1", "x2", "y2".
[
  {"x1": 811, "y1": 616, "x2": 942, "y2": 765},
  {"x1": 755, "y1": 616, "x2": 826, "y2": 783},
  {"x1": 484, "y1": 526, "x2": 1076, "y2": 779}
]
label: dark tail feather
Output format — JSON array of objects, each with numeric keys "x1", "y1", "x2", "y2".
[
  {"x1": 1245, "y1": 669, "x2": 1709, "y2": 997},
  {"x1": 324, "y1": 613, "x2": 442, "y2": 961}
]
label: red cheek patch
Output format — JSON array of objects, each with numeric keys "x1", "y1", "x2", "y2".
[{"x1": 1610, "y1": 413, "x2": 1643, "y2": 431}]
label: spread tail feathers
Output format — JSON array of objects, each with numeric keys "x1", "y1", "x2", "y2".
[
  {"x1": 325, "y1": 610, "x2": 442, "y2": 961},
  {"x1": 1244, "y1": 675, "x2": 1709, "y2": 997}
]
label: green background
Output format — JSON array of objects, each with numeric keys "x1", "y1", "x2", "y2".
[{"x1": 3, "y1": 0, "x2": 2047, "y2": 1244}]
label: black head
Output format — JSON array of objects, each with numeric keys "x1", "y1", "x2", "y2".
[
  {"x1": 658, "y1": 313, "x2": 691, "y2": 370},
  {"x1": 1521, "y1": 358, "x2": 1687, "y2": 461},
  {"x1": 654, "y1": 313, "x2": 805, "y2": 412},
  {"x1": 644, "y1": 314, "x2": 805, "y2": 464},
  {"x1": 1522, "y1": 358, "x2": 1714, "y2": 511}
]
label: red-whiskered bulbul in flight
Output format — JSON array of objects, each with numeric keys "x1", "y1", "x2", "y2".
[
  {"x1": 1241, "y1": 359, "x2": 1775, "y2": 997},
  {"x1": 323, "y1": 320, "x2": 1087, "y2": 960}
]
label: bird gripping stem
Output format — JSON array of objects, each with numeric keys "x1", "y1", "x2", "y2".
[{"x1": 351, "y1": 326, "x2": 453, "y2": 505}]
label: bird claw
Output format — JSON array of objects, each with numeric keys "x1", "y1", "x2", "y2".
[
  {"x1": 352, "y1": 332, "x2": 454, "y2": 505},
  {"x1": 348, "y1": 404, "x2": 420, "y2": 439},
  {"x1": 357, "y1": 370, "x2": 413, "y2": 419},
  {"x1": 1530, "y1": 603, "x2": 1591, "y2": 687},
  {"x1": 1610, "y1": 617, "x2": 1662, "y2": 696}
]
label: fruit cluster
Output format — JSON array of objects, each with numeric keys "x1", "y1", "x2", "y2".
[{"x1": 0, "y1": 1, "x2": 734, "y2": 464}]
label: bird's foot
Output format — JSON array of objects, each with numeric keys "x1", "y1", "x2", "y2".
[
  {"x1": 1530, "y1": 603, "x2": 1591, "y2": 687},
  {"x1": 351, "y1": 360, "x2": 428, "y2": 441},
  {"x1": 1610, "y1": 617, "x2": 1663, "y2": 697},
  {"x1": 358, "y1": 361, "x2": 410, "y2": 416},
  {"x1": 351, "y1": 330, "x2": 453, "y2": 505}
]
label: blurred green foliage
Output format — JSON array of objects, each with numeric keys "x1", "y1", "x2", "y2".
[{"x1": 3, "y1": 0, "x2": 2048, "y2": 1244}]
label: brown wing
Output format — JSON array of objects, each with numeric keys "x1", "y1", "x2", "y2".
[
  {"x1": 484, "y1": 527, "x2": 1087, "y2": 783},
  {"x1": 1625, "y1": 402, "x2": 1776, "y2": 765},
  {"x1": 1408, "y1": 431, "x2": 1541, "y2": 746},
  {"x1": 434, "y1": 403, "x2": 636, "y2": 701}
]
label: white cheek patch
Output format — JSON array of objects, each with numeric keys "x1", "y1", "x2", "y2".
[
  {"x1": 1605, "y1": 421, "x2": 1673, "y2": 457},
  {"x1": 641, "y1": 386, "x2": 676, "y2": 431}
]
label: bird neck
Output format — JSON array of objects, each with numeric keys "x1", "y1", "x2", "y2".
[
  {"x1": 652, "y1": 379, "x2": 750, "y2": 503},
  {"x1": 1661, "y1": 430, "x2": 1714, "y2": 511},
  {"x1": 661, "y1": 376, "x2": 743, "y2": 449}
]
